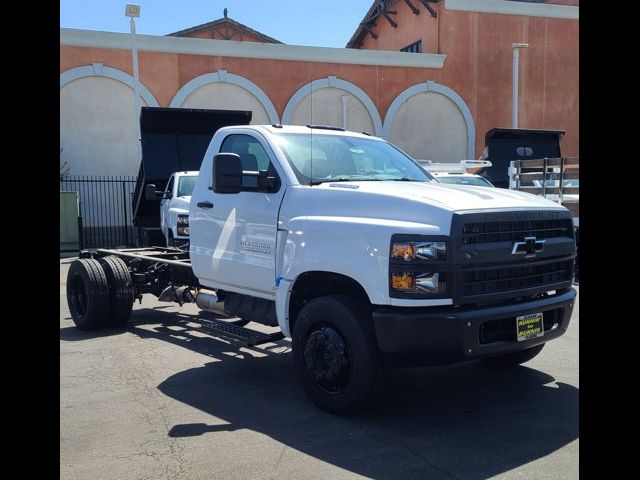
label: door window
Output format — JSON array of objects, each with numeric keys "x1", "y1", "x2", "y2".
[{"x1": 219, "y1": 134, "x2": 278, "y2": 189}]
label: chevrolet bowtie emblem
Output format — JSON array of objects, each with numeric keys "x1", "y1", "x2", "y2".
[{"x1": 512, "y1": 236, "x2": 545, "y2": 257}]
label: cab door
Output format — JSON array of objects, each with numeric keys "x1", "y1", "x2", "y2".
[{"x1": 190, "y1": 132, "x2": 285, "y2": 297}]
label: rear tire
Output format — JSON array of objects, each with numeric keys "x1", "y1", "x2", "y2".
[
  {"x1": 66, "y1": 259, "x2": 110, "y2": 331},
  {"x1": 292, "y1": 295, "x2": 382, "y2": 414},
  {"x1": 98, "y1": 256, "x2": 134, "y2": 327},
  {"x1": 482, "y1": 344, "x2": 545, "y2": 368}
]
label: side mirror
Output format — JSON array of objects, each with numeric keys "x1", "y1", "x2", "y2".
[
  {"x1": 213, "y1": 153, "x2": 242, "y2": 194},
  {"x1": 145, "y1": 184, "x2": 158, "y2": 200}
]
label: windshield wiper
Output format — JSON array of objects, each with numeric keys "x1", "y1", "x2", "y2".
[
  {"x1": 309, "y1": 177, "x2": 382, "y2": 186},
  {"x1": 390, "y1": 178, "x2": 421, "y2": 182}
]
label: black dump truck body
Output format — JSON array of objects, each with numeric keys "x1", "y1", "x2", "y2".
[
  {"x1": 131, "y1": 107, "x2": 252, "y2": 245},
  {"x1": 479, "y1": 128, "x2": 565, "y2": 188}
]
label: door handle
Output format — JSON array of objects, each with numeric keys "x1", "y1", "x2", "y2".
[{"x1": 197, "y1": 201, "x2": 214, "y2": 208}]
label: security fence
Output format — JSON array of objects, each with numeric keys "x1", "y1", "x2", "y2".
[{"x1": 60, "y1": 176, "x2": 137, "y2": 249}]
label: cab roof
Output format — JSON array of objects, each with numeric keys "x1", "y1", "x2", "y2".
[{"x1": 221, "y1": 124, "x2": 379, "y2": 140}]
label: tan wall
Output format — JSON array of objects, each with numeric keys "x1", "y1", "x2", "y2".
[
  {"x1": 179, "y1": 83, "x2": 270, "y2": 124},
  {"x1": 389, "y1": 91, "x2": 467, "y2": 161},
  {"x1": 358, "y1": 3, "x2": 578, "y2": 157},
  {"x1": 60, "y1": 4, "x2": 577, "y2": 172},
  {"x1": 60, "y1": 76, "x2": 147, "y2": 176},
  {"x1": 289, "y1": 87, "x2": 375, "y2": 134}
]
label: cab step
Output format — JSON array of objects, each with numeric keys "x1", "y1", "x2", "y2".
[{"x1": 193, "y1": 317, "x2": 284, "y2": 346}]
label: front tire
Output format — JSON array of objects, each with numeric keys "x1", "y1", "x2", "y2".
[
  {"x1": 482, "y1": 344, "x2": 545, "y2": 368},
  {"x1": 292, "y1": 295, "x2": 382, "y2": 414},
  {"x1": 66, "y1": 259, "x2": 110, "y2": 331}
]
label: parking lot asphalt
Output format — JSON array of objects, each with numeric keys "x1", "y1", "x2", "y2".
[{"x1": 60, "y1": 260, "x2": 578, "y2": 480}]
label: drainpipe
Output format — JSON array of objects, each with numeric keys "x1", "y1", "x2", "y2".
[{"x1": 512, "y1": 42, "x2": 528, "y2": 129}]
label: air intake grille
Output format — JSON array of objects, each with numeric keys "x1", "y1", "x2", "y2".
[
  {"x1": 462, "y1": 259, "x2": 573, "y2": 296},
  {"x1": 462, "y1": 219, "x2": 574, "y2": 245}
]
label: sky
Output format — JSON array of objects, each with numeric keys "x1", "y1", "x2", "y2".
[{"x1": 60, "y1": 0, "x2": 374, "y2": 48}]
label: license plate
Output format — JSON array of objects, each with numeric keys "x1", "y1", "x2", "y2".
[{"x1": 516, "y1": 312, "x2": 544, "y2": 342}]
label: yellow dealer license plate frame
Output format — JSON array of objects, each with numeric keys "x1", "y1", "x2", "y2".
[{"x1": 516, "y1": 312, "x2": 544, "y2": 342}]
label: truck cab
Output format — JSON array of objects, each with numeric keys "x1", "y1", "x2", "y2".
[{"x1": 160, "y1": 171, "x2": 198, "y2": 246}]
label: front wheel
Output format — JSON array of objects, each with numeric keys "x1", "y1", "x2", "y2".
[
  {"x1": 292, "y1": 295, "x2": 382, "y2": 414},
  {"x1": 482, "y1": 344, "x2": 545, "y2": 368}
]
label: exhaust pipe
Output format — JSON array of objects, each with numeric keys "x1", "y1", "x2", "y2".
[
  {"x1": 195, "y1": 289, "x2": 227, "y2": 315},
  {"x1": 157, "y1": 286, "x2": 227, "y2": 315}
]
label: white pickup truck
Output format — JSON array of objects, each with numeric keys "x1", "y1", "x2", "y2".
[
  {"x1": 66, "y1": 125, "x2": 577, "y2": 413},
  {"x1": 159, "y1": 171, "x2": 198, "y2": 246}
]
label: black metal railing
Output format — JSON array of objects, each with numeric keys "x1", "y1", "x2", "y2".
[{"x1": 60, "y1": 176, "x2": 137, "y2": 248}]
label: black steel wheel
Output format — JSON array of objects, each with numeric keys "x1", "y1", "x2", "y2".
[
  {"x1": 482, "y1": 344, "x2": 545, "y2": 368},
  {"x1": 66, "y1": 259, "x2": 110, "y2": 331},
  {"x1": 303, "y1": 326, "x2": 352, "y2": 395},
  {"x1": 98, "y1": 256, "x2": 135, "y2": 327},
  {"x1": 292, "y1": 295, "x2": 382, "y2": 414}
]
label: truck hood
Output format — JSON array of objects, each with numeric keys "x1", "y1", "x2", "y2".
[
  {"x1": 281, "y1": 181, "x2": 569, "y2": 236},
  {"x1": 171, "y1": 196, "x2": 191, "y2": 211},
  {"x1": 316, "y1": 181, "x2": 566, "y2": 211}
]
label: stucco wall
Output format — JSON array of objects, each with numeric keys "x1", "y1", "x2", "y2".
[
  {"x1": 60, "y1": 1, "x2": 577, "y2": 176},
  {"x1": 179, "y1": 82, "x2": 270, "y2": 124},
  {"x1": 357, "y1": 0, "x2": 578, "y2": 157},
  {"x1": 60, "y1": 76, "x2": 147, "y2": 176},
  {"x1": 287, "y1": 87, "x2": 375, "y2": 134},
  {"x1": 389, "y1": 91, "x2": 467, "y2": 161}
]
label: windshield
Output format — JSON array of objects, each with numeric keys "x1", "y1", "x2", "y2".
[
  {"x1": 273, "y1": 133, "x2": 434, "y2": 184},
  {"x1": 436, "y1": 175, "x2": 494, "y2": 187},
  {"x1": 177, "y1": 175, "x2": 197, "y2": 197}
]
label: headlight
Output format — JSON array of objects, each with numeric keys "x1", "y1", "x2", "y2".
[
  {"x1": 177, "y1": 214, "x2": 189, "y2": 236},
  {"x1": 390, "y1": 272, "x2": 447, "y2": 295},
  {"x1": 389, "y1": 235, "x2": 448, "y2": 298},
  {"x1": 391, "y1": 241, "x2": 446, "y2": 261}
]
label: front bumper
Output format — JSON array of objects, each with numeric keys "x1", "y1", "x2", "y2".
[{"x1": 372, "y1": 288, "x2": 576, "y2": 367}]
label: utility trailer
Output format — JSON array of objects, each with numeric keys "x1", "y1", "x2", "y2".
[
  {"x1": 67, "y1": 248, "x2": 284, "y2": 346},
  {"x1": 131, "y1": 107, "x2": 252, "y2": 246}
]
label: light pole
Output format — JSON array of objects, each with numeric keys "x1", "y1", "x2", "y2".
[
  {"x1": 512, "y1": 42, "x2": 528, "y2": 129},
  {"x1": 126, "y1": 4, "x2": 142, "y2": 160}
]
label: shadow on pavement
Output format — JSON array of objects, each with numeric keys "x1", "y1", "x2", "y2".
[{"x1": 63, "y1": 306, "x2": 578, "y2": 479}]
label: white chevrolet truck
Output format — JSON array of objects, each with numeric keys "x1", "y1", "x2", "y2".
[
  {"x1": 66, "y1": 125, "x2": 577, "y2": 413},
  {"x1": 159, "y1": 171, "x2": 198, "y2": 246}
]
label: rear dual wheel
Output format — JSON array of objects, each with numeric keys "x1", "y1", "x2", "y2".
[
  {"x1": 67, "y1": 259, "x2": 109, "y2": 330},
  {"x1": 66, "y1": 257, "x2": 134, "y2": 330},
  {"x1": 98, "y1": 256, "x2": 135, "y2": 326}
]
